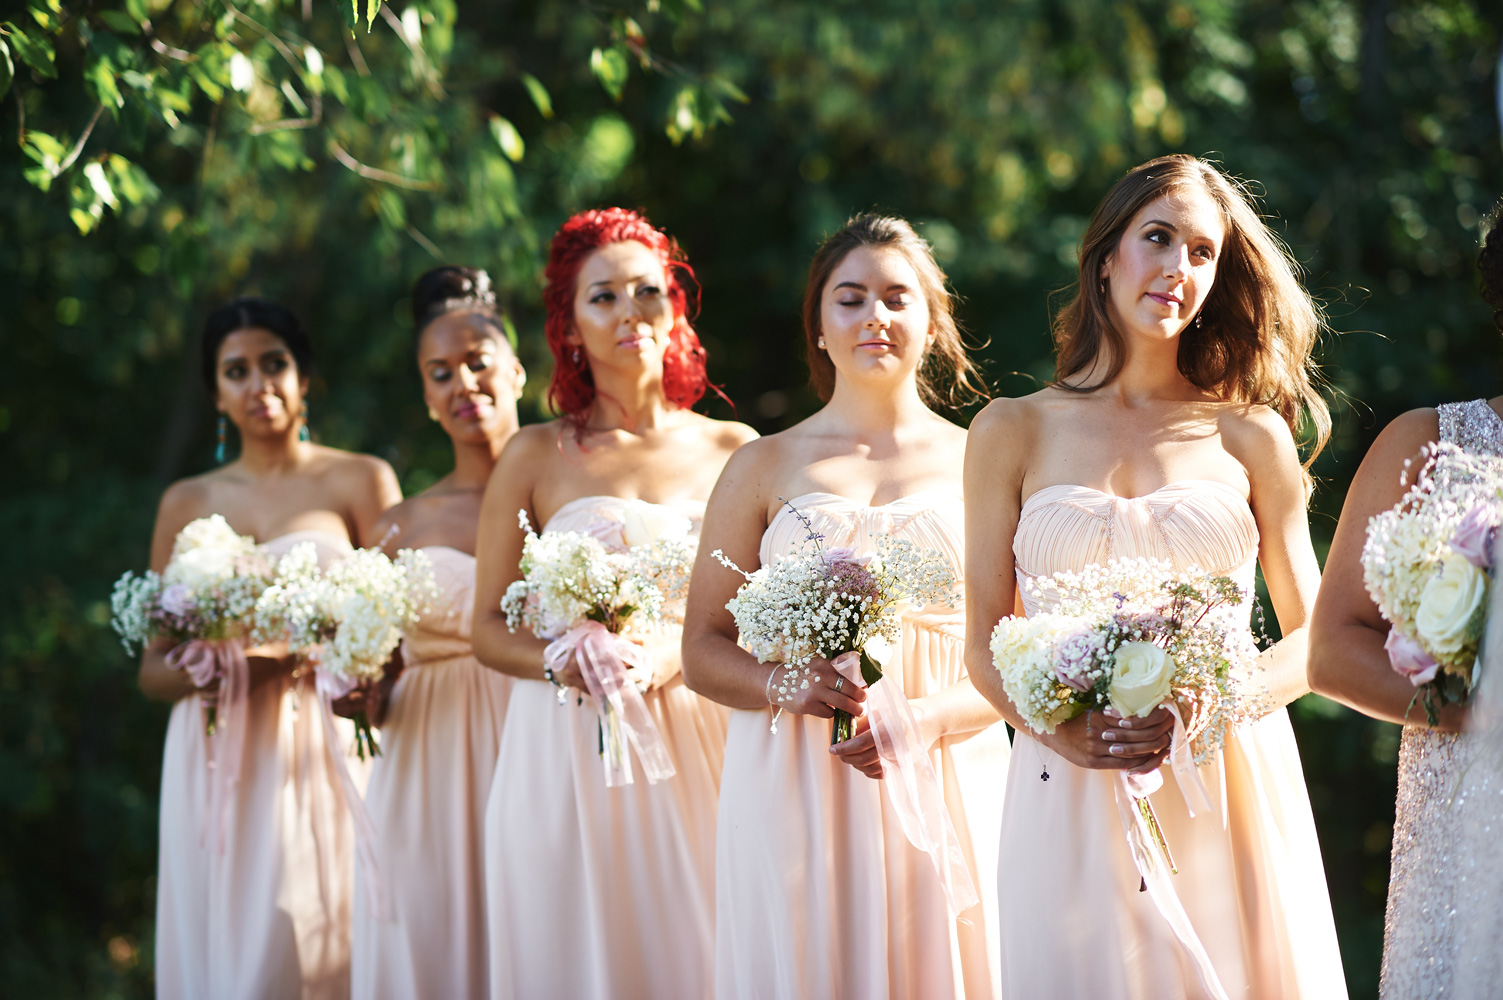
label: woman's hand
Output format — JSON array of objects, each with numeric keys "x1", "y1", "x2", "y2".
[
  {"x1": 770, "y1": 657, "x2": 868, "y2": 719},
  {"x1": 247, "y1": 653, "x2": 296, "y2": 693},
  {"x1": 829, "y1": 695, "x2": 947, "y2": 779},
  {"x1": 1041, "y1": 705, "x2": 1175, "y2": 776}
]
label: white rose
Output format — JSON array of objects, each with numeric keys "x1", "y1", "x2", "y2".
[
  {"x1": 1415, "y1": 554, "x2": 1488, "y2": 655},
  {"x1": 622, "y1": 501, "x2": 692, "y2": 548},
  {"x1": 1108, "y1": 641, "x2": 1175, "y2": 718}
]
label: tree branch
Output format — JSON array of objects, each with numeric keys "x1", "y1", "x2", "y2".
[
  {"x1": 327, "y1": 139, "x2": 440, "y2": 191},
  {"x1": 57, "y1": 105, "x2": 105, "y2": 173}
]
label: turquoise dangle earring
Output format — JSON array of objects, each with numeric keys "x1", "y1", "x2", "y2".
[
  {"x1": 215, "y1": 414, "x2": 227, "y2": 464},
  {"x1": 299, "y1": 403, "x2": 311, "y2": 442}
]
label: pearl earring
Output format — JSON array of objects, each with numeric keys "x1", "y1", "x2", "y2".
[
  {"x1": 427, "y1": 406, "x2": 440, "y2": 421},
  {"x1": 817, "y1": 337, "x2": 826, "y2": 350}
]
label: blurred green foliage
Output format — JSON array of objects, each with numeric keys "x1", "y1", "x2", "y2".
[{"x1": 1, "y1": 0, "x2": 1499, "y2": 994}]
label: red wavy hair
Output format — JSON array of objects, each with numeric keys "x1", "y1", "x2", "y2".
[{"x1": 543, "y1": 207, "x2": 711, "y2": 426}]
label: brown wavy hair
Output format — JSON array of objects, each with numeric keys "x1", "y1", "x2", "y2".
[
  {"x1": 802, "y1": 214, "x2": 987, "y2": 410},
  {"x1": 1054, "y1": 154, "x2": 1330, "y2": 477}
]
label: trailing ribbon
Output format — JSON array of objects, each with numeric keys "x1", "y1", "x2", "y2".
[
  {"x1": 831, "y1": 648, "x2": 980, "y2": 919},
  {"x1": 545, "y1": 621, "x2": 676, "y2": 787},
  {"x1": 312, "y1": 661, "x2": 390, "y2": 921},
  {"x1": 166, "y1": 638, "x2": 247, "y2": 855},
  {"x1": 1110, "y1": 705, "x2": 1227, "y2": 1000}
]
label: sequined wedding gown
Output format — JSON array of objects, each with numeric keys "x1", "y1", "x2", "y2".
[
  {"x1": 998, "y1": 481, "x2": 1346, "y2": 999},
  {"x1": 715, "y1": 491, "x2": 1008, "y2": 1000},
  {"x1": 483, "y1": 496, "x2": 728, "y2": 1000},
  {"x1": 352, "y1": 546, "x2": 512, "y2": 1000},
  {"x1": 1382, "y1": 399, "x2": 1503, "y2": 998},
  {"x1": 155, "y1": 531, "x2": 361, "y2": 1000}
]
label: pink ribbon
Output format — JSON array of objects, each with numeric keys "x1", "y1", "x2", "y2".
[
  {"x1": 545, "y1": 621, "x2": 676, "y2": 787},
  {"x1": 831, "y1": 650, "x2": 980, "y2": 919},
  {"x1": 166, "y1": 639, "x2": 247, "y2": 855},
  {"x1": 1111, "y1": 705, "x2": 1227, "y2": 1000},
  {"x1": 308, "y1": 655, "x2": 389, "y2": 921}
]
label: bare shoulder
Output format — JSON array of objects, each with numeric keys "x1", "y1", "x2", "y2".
[
  {"x1": 370, "y1": 495, "x2": 421, "y2": 553},
  {"x1": 1370, "y1": 406, "x2": 1442, "y2": 458},
  {"x1": 710, "y1": 426, "x2": 789, "y2": 488},
  {"x1": 312, "y1": 444, "x2": 396, "y2": 487},
  {"x1": 501, "y1": 421, "x2": 563, "y2": 464},
  {"x1": 1216, "y1": 403, "x2": 1300, "y2": 477},
  {"x1": 684, "y1": 411, "x2": 759, "y2": 451},
  {"x1": 968, "y1": 390, "x2": 1047, "y2": 443},
  {"x1": 156, "y1": 471, "x2": 219, "y2": 529}
]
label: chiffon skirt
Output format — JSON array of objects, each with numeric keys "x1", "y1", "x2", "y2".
[
  {"x1": 155, "y1": 675, "x2": 359, "y2": 1000},
  {"x1": 483, "y1": 675, "x2": 728, "y2": 1000}
]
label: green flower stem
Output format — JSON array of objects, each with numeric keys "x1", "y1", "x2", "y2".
[{"x1": 829, "y1": 648, "x2": 884, "y2": 746}]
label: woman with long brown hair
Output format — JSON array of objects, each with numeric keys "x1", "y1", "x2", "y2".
[
  {"x1": 683, "y1": 214, "x2": 1008, "y2": 999},
  {"x1": 470, "y1": 208, "x2": 755, "y2": 999},
  {"x1": 965, "y1": 155, "x2": 1346, "y2": 997}
]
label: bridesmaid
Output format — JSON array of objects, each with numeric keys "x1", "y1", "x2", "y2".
[
  {"x1": 141, "y1": 297, "x2": 401, "y2": 1000},
  {"x1": 470, "y1": 207, "x2": 757, "y2": 1000},
  {"x1": 347, "y1": 267, "x2": 523, "y2": 1000},
  {"x1": 1308, "y1": 210, "x2": 1503, "y2": 996},
  {"x1": 681, "y1": 214, "x2": 1008, "y2": 999},
  {"x1": 964, "y1": 155, "x2": 1346, "y2": 998}
]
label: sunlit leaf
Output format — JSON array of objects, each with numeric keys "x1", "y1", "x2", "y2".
[
  {"x1": 0, "y1": 39, "x2": 12, "y2": 100},
  {"x1": 4, "y1": 21, "x2": 57, "y2": 78},
  {"x1": 590, "y1": 46, "x2": 629, "y2": 102},
  {"x1": 490, "y1": 115, "x2": 524, "y2": 162},
  {"x1": 98, "y1": 11, "x2": 141, "y2": 36},
  {"x1": 520, "y1": 72, "x2": 553, "y2": 118}
]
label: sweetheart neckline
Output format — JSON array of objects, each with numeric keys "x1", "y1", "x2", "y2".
[
  {"x1": 265, "y1": 528, "x2": 354, "y2": 548},
  {"x1": 1020, "y1": 479, "x2": 1250, "y2": 513},
  {"x1": 773, "y1": 488, "x2": 963, "y2": 515}
]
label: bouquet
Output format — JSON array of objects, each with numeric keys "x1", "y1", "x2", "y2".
[
  {"x1": 111, "y1": 515, "x2": 277, "y2": 732},
  {"x1": 501, "y1": 503, "x2": 697, "y2": 786},
  {"x1": 257, "y1": 544, "x2": 436, "y2": 759},
  {"x1": 1362, "y1": 442, "x2": 1503, "y2": 723},
  {"x1": 990, "y1": 557, "x2": 1262, "y2": 766},
  {"x1": 712, "y1": 501, "x2": 957, "y2": 742}
]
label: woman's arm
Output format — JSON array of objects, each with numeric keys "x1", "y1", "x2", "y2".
[
  {"x1": 1308, "y1": 408, "x2": 1464, "y2": 728},
  {"x1": 137, "y1": 483, "x2": 206, "y2": 702},
  {"x1": 471, "y1": 428, "x2": 554, "y2": 680},
  {"x1": 1231, "y1": 406, "x2": 1326, "y2": 710},
  {"x1": 349, "y1": 455, "x2": 404, "y2": 548},
  {"x1": 963, "y1": 398, "x2": 1174, "y2": 774},
  {"x1": 681, "y1": 441, "x2": 867, "y2": 718}
]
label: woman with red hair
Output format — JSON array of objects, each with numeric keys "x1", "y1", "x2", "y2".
[{"x1": 472, "y1": 208, "x2": 756, "y2": 999}]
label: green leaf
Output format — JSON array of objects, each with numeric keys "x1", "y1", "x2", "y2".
[
  {"x1": 4, "y1": 22, "x2": 57, "y2": 78},
  {"x1": 490, "y1": 115, "x2": 524, "y2": 162},
  {"x1": 520, "y1": 72, "x2": 553, "y2": 119},
  {"x1": 105, "y1": 154, "x2": 160, "y2": 206},
  {"x1": 98, "y1": 11, "x2": 142, "y2": 36},
  {"x1": 87, "y1": 56, "x2": 124, "y2": 111},
  {"x1": 589, "y1": 46, "x2": 628, "y2": 102},
  {"x1": 366, "y1": 0, "x2": 379, "y2": 32},
  {"x1": 708, "y1": 74, "x2": 749, "y2": 104},
  {"x1": 124, "y1": 0, "x2": 149, "y2": 22},
  {"x1": 0, "y1": 40, "x2": 12, "y2": 100}
]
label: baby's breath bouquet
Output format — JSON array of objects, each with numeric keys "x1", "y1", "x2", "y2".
[
  {"x1": 990, "y1": 558, "x2": 1263, "y2": 766},
  {"x1": 712, "y1": 502, "x2": 957, "y2": 742},
  {"x1": 257, "y1": 545, "x2": 437, "y2": 759},
  {"x1": 501, "y1": 503, "x2": 697, "y2": 786},
  {"x1": 1362, "y1": 443, "x2": 1503, "y2": 723},
  {"x1": 110, "y1": 515, "x2": 277, "y2": 733}
]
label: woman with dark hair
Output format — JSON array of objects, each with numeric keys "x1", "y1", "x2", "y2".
[
  {"x1": 681, "y1": 214, "x2": 1007, "y2": 999},
  {"x1": 965, "y1": 155, "x2": 1346, "y2": 997},
  {"x1": 470, "y1": 208, "x2": 756, "y2": 999},
  {"x1": 1309, "y1": 206, "x2": 1503, "y2": 996},
  {"x1": 142, "y1": 296, "x2": 401, "y2": 999},
  {"x1": 347, "y1": 267, "x2": 524, "y2": 1000}
]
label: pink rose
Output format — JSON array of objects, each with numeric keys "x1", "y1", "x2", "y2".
[
  {"x1": 159, "y1": 583, "x2": 196, "y2": 617},
  {"x1": 1450, "y1": 504, "x2": 1500, "y2": 569},
  {"x1": 823, "y1": 546, "x2": 873, "y2": 567},
  {"x1": 1385, "y1": 628, "x2": 1439, "y2": 686}
]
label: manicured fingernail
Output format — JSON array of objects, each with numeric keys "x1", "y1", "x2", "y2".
[
  {"x1": 1109, "y1": 745, "x2": 1124, "y2": 755},
  {"x1": 1102, "y1": 731, "x2": 1117, "y2": 741},
  {"x1": 1119, "y1": 719, "x2": 1133, "y2": 729}
]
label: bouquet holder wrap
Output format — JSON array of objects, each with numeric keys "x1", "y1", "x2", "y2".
[
  {"x1": 831, "y1": 649, "x2": 980, "y2": 919},
  {"x1": 167, "y1": 638, "x2": 248, "y2": 855},
  {"x1": 313, "y1": 663, "x2": 390, "y2": 921},
  {"x1": 1110, "y1": 704, "x2": 1226, "y2": 1000},
  {"x1": 545, "y1": 621, "x2": 676, "y2": 787}
]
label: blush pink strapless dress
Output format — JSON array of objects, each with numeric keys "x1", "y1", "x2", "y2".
[
  {"x1": 482, "y1": 496, "x2": 728, "y2": 1000},
  {"x1": 999, "y1": 481, "x2": 1347, "y2": 999},
  {"x1": 352, "y1": 546, "x2": 512, "y2": 1000},
  {"x1": 155, "y1": 530, "x2": 362, "y2": 1000},
  {"x1": 715, "y1": 491, "x2": 1009, "y2": 1000}
]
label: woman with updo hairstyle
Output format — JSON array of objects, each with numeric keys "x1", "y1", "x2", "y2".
[
  {"x1": 682, "y1": 213, "x2": 1009, "y2": 999},
  {"x1": 1310, "y1": 203, "x2": 1503, "y2": 996},
  {"x1": 471, "y1": 208, "x2": 756, "y2": 999},
  {"x1": 141, "y1": 296, "x2": 401, "y2": 999},
  {"x1": 965, "y1": 155, "x2": 1346, "y2": 997},
  {"x1": 345, "y1": 267, "x2": 524, "y2": 1000}
]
